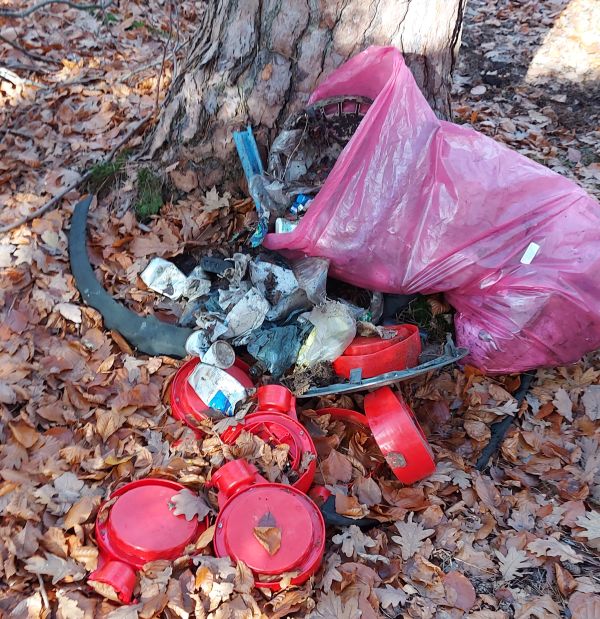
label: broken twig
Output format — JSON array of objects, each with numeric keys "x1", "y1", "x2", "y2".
[
  {"x1": 0, "y1": 33, "x2": 60, "y2": 65},
  {"x1": 0, "y1": 0, "x2": 113, "y2": 19},
  {"x1": 0, "y1": 114, "x2": 152, "y2": 235}
]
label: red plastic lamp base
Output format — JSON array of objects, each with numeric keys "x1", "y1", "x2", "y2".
[
  {"x1": 212, "y1": 460, "x2": 325, "y2": 589},
  {"x1": 90, "y1": 478, "x2": 206, "y2": 603},
  {"x1": 220, "y1": 386, "x2": 316, "y2": 494}
]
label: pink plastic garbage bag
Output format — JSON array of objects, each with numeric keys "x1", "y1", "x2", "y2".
[{"x1": 264, "y1": 46, "x2": 600, "y2": 374}]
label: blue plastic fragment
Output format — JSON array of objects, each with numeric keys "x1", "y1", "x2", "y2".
[
  {"x1": 209, "y1": 390, "x2": 233, "y2": 416},
  {"x1": 233, "y1": 126, "x2": 269, "y2": 246}
]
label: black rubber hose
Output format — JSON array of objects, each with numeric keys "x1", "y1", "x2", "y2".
[
  {"x1": 69, "y1": 195, "x2": 194, "y2": 358},
  {"x1": 320, "y1": 495, "x2": 379, "y2": 529},
  {"x1": 475, "y1": 372, "x2": 535, "y2": 470}
]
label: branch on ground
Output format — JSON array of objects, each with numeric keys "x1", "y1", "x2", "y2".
[
  {"x1": 0, "y1": 0, "x2": 113, "y2": 19},
  {"x1": 0, "y1": 114, "x2": 153, "y2": 235}
]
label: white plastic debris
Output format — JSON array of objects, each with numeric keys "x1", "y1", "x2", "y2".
[
  {"x1": 187, "y1": 363, "x2": 248, "y2": 416},
  {"x1": 292, "y1": 257, "x2": 329, "y2": 306},
  {"x1": 250, "y1": 259, "x2": 298, "y2": 305},
  {"x1": 296, "y1": 301, "x2": 357, "y2": 367},
  {"x1": 140, "y1": 258, "x2": 188, "y2": 300},
  {"x1": 194, "y1": 313, "x2": 228, "y2": 342},
  {"x1": 224, "y1": 287, "x2": 270, "y2": 343},
  {"x1": 275, "y1": 218, "x2": 299, "y2": 233},
  {"x1": 224, "y1": 253, "x2": 251, "y2": 287},
  {"x1": 218, "y1": 281, "x2": 251, "y2": 313},
  {"x1": 184, "y1": 266, "x2": 211, "y2": 300},
  {"x1": 185, "y1": 331, "x2": 211, "y2": 356}
]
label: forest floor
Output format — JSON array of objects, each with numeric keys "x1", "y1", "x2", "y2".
[{"x1": 1, "y1": 1, "x2": 599, "y2": 618}]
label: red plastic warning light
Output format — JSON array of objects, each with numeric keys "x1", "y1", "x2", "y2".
[
  {"x1": 89, "y1": 479, "x2": 206, "y2": 603},
  {"x1": 212, "y1": 459, "x2": 325, "y2": 590},
  {"x1": 364, "y1": 386, "x2": 435, "y2": 484}
]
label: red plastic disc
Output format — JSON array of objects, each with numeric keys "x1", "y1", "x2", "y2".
[
  {"x1": 333, "y1": 324, "x2": 421, "y2": 380},
  {"x1": 364, "y1": 387, "x2": 435, "y2": 484},
  {"x1": 170, "y1": 357, "x2": 254, "y2": 430},
  {"x1": 95, "y1": 479, "x2": 204, "y2": 568},
  {"x1": 214, "y1": 481, "x2": 324, "y2": 589}
]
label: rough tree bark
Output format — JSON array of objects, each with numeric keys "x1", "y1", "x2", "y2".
[{"x1": 148, "y1": 0, "x2": 465, "y2": 190}]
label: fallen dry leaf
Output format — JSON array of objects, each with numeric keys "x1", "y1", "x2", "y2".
[
  {"x1": 169, "y1": 489, "x2": 212, "y2": 521},
  {"x1": 515, "y1": 594, "x2": 561, "y2": 619},
  {"x1": 552, "y1": 388, "x2": 573, "y2": 421},
  {"x1": 581, "y1": 385, "x2": 600, "y2": 420},
  {"x1": 335, "y1": 493, "x2": 370, "y2": 519},
  {"x1": 575, "y1": 511, "x2": 600, "y2": 545},
  {"x1": 391, "y1": 513, "x2": 434, "y2": 560},
  {"x1": 568, "y1": 592, "x2": 600, "y2": 619},
  {"x1": 443, "y1": 570, "x2": 476, "y2": 611},
  {"x1": 527, "y1": 537, "x2": 584, "y2": 564},
  {"x1": 321, "y1": 449, "x2": 353, "y2": 484},
  {"x1": 253, "y1": 526, "x2": 282, "y2": 555},
  {"x1": 353, "y1": 476, "x2": 382, "y2": 506},
  {"x1": 202, "y1": 186, "x2": 230, "y2": 212},
  {"x1": 374, "y1": 584, "x2": 407, "y2": 609},
  {"x1": 554, "y1": 563, "x2": 577, "y2": 597},
  {"x1": 332, "y1": 525, "x2": 377, "y2": 558},
  {"x1": 495, "y1": 547, "x2": 533, "y2": 582},
  {"x1": 25, "y1": 553, "x2": 86, "y2": 585}
]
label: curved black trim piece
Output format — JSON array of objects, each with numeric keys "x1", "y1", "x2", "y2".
[{"x1": 69, "y1": 195, "x2": 193, "y2": 358}]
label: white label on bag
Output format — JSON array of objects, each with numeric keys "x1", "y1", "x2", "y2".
[{"x1": 520, "y1": 242, "x2": 540, "y2": 265}]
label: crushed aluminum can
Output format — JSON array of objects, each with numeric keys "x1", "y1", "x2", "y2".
[
  {"x1": 140, "y1": 257, "x2": 188, "y2": 300},
  {"x1": 187, "y1": 363, "x2": 248, "y2": 416},
  {"x1": 202, "y1": 341, "x2": 235, "y2": 369}
]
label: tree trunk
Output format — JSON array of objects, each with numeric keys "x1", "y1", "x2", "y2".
[{"x1": 148, "y1": 0, "x2": 465, "y2": 191}]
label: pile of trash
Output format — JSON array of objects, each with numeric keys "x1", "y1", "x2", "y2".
[
  {"x1": 143, "y1": 253, "x2": 382, "y2": 385},
  {"x1": 138, "y1": 247, "x2": 466, "y2": 411},
  {"x1": 68, "y1": 44, "x2": 600, "y2": 607}
]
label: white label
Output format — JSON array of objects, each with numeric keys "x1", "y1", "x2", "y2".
[{"x1": 520, "y1": 242, "x2": 540, "y2": 265}]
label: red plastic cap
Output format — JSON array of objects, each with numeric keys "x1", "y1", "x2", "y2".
[
  {"x1": 257, "y1": 385, "x2": 297, "y2": 419},
  {"x1": 364, "y1": 387, "x2": 435, "y2": 484},
  {"x1": 89, "y1": 560, "x2": 136, "y2": 604},
  {"x1": 213, "y1": 460, "x2": 325, "y2": 590},
  {"x1": 211, "y1": 459, "x2": 264, "y2": 502},
  {"x1": 333, "y1": 324, "x2": 421, "y2": 379},
  {"x1": 170, "y1": 357, "x2": 254, "y2": 431}
]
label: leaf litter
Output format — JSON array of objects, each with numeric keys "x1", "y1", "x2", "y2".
[{"x1": 1, "y1": 0, "x2": 600, "y2": 617}]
